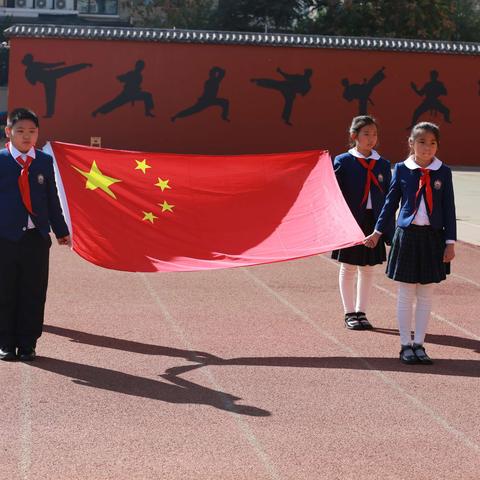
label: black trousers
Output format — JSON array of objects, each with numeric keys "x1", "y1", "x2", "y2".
[{"x1": 0, "y1": 230, "x2": 51, "y2": 349}]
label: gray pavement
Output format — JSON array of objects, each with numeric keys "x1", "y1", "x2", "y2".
[{"x1": 453, "y1": 170, "x2": 480, "y2": 246}]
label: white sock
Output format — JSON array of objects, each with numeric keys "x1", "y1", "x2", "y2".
[
  {"x1": 413, "y1": 283, "x2": 434, "y2": 345},
  {"x1": 339, "y1": 263, "x2": 356, "y2": 313},
  {"x1": 397, "y1": 282, "x2": 416, "y2": 345},
  {"x1": 356, "y1": 265, "x2": 375, "y2": 313}
]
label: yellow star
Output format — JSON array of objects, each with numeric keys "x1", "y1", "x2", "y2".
[
  {"x1": 135, "y1": 159, "x2": 151, "y2": 174},
  {"x1": 159, "y1": 201, "x2": 174, "y2": 213},
  {"x1": 155, "y1": 178, "x2": 171, "y2": 192},
  {"x1": 142, "y1": 211, "x2": 158, "y2": 223},
  {"x1": 73, "y1": 161, "x2": 121, "y2": 199}
]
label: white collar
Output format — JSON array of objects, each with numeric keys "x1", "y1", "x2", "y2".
[
  {"x1": 7, "y1": 142, "x2": 36, "y2": 161},
  {"x1": 404, "y1": 155, "x2": 442, "y2": 171},
  {"x1": 348, "y1": 147, "x2": 380, "y2": 160}
]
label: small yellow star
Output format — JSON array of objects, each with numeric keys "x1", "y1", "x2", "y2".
[
  {"x1": 155, "y1": 178, "x2": 171, "y2": 192},
  {"x1": 73, "y1": 161, "x2": 121, "y2": 199},
  {"x1": 135, "y1": 159, "x2": 152, "y2": 174},
  {"x1": 142, "y1": 211, "x2": 158, "y2": 223},
  {"x1": 159, "y1": 201, "x2": 174, "y2": 213}
]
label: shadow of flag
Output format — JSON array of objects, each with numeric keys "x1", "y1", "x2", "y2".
[{"x1": 46, "y1": 142, "x2": 363, "y2": 272}]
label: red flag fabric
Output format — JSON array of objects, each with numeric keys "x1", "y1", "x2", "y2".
[{"x1": 46, "y1": 142, "x2": 364, "y2": 272}]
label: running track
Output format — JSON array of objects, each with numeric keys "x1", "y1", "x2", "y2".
[{"x1": 1, "y1": 240, "x2": 479, "y2": 479}]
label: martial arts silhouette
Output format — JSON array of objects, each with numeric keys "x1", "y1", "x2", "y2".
[
  {"x1": 341, "y1": 67, "x2": 386, "y2": 115},
  {"x1": 92, "y1": 60, "x2": 154, "y2": 117},
  {"x1": 171, "y1": 66, "x2": 229, "y2": 122},
  {"x1": 251, "y1": 67, "x2": 313, "y2": 126},
  {"x1": 22, "y1": 53, "x2": 92, "y2": 118},
  {"x1": 408, "y1": 70, "x2": 451, "y2": 128}
]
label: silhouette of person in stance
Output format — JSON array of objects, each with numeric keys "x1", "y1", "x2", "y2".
[
  {"x1": 341, "y1": 67, "x2": 386, "y2": 115},
  {"x1": 171, "y1": 66, "x2": 229, "y2": 122},
  {"x1": 408, "y1": 70, "x2": 451, "y2": 128},
  {"x1": 251, "y1": 67, "x2": 312, "y2": 125},
  {"x1": 22, "y1": 53, "x2": 92, "y2": 118},
  {"x1": 92, "y1": 60, "x2": 154, "y2": 117}
]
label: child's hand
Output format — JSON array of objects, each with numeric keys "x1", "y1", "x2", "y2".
[
  {"x1": 57, "y1": 235, "x2": 71, "y2": 247},
  {"x1": 364, "y1": 232, "x2": 381, "y2": 248},
  {"x1": 443, "y1": 243, "x2": 455, "y2": 262}
]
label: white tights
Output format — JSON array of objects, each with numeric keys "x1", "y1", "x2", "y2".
[
  {"x1": 339, "y1": 263, "x2": 375, "y2": 314},
  {"x1": 397, "y1": 282, "x2": 434, "y2": 346}
]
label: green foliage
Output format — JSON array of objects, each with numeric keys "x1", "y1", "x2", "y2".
[
  {"x1": 129, "y1": 0, "x2": 217, "y2": 29},
  {"x1": 128, "y1": 0, "x2": 480, "y2": 42}
]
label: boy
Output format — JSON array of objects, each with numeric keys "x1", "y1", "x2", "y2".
[{"x1": 0, "y1": 108, "x2": 70, "y2": 361}]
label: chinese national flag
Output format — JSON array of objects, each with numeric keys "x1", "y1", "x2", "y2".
[{"x1": 47, "y1": 142, "x2": 364, "y2": 272}]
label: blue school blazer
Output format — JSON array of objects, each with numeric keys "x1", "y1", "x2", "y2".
[
  {"x1": 0, "y1": 148, "x2": 69, "y2": 241},
  {"x1": 375, "y1": 159, "x2": 456, "y2": 241},
  {"x1": 334, "y1": 152, "x2": 395, "y2": 242}
]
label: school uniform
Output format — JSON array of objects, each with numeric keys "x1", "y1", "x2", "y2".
[
  {"x1": 332, "y1": 148, "x2": 394, "y2": 266},
  {"x1": 375, "y1": 156, "x2": 456, "y2": 284},
  {"x1": 0, "y1": 144, "x2": 69, "y2": 350}
]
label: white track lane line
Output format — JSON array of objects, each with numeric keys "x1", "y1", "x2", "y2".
[
  {"x1": 243, "y1": 267, "x2": 480, "y2": 454},
  {"x1": 138, "y1": 273, "x2": 281, "y2": 480}
]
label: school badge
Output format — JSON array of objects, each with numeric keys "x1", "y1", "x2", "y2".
[
  {"x1": 377, "y1": 173, "x2": 384, "y2": 183},
  {"x1": 433, "y1": 179, "x2": 442, "y2": 190},
  {"x1": 37, "y1": 174, "x2": 45, "y2": 185}
]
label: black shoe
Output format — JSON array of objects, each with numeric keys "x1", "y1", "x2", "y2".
[
  {"x1": 0, "y1": 346, "x2": 17, "y2": 361},
  {"x1": 17, "y1": 347, "x2": 36, "y2": 362},
  {"x1": 412, "y1": 343, "x2": 433, "y2": 365},
  {"x1": 344, "y1": 312, "x2": 362, "y2": 330},
  {"x1": 399, "y1": 345, "x2": 419, "y2": 364},
  {"x1": 356, "y1": 311, "x2": 373, "y2": 330}
]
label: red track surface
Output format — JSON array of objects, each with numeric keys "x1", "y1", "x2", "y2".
[{"x1": 1, "y1": 241, "x2": 479, "y2": 479}]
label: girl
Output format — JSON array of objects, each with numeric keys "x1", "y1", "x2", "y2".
[
  {"x1": 364, "y1": 122, "x2": 456, "y2": 364},
  {"x1": 332, "y1": 116, "x2": 394, "y2": 330}
]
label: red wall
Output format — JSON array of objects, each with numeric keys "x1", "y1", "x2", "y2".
[{"x1": 8, "y1": 37, "x2": 480, "y2": 165}]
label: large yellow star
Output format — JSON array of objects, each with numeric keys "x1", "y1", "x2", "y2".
[
  {"x1": 159, "y1": 201, "x2": 174, "y2": 213},
  {"x1": 73, "y1": 161, "x2": 121, "y2": 199},
  {"x1": 155, "y1": 178, "x2": 171, "y2": 192},
  {"x1": 135, "y1": 159, "x2": 151, "y2": 174},
  {"x1": 142, "y1": 211, "x2": 158, "y2": 223}
]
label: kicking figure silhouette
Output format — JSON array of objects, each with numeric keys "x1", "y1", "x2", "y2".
[
  {"x1": 92, "y1": 60, "x2": 154, "y2": 117},
  {"x1": 22, "y1": 53, "x2": 92, "y2": 118},
  {"x1": 171, "y1": 66, "x2": 229, "y2": 122},
  {"x1": 408, "y1": 70, "x2": 451, "y2": 128},
  {"x1": 341, "y1": 67, "x2": 386, "y2": 115},
  {"x1": 251, "y1": 67, "x2": 313, "y2": 126}
]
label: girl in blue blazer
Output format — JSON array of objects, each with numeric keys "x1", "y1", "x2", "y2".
[
  {"x1": 365, "y1": 122, "x2": 456, "y2": 365},
  {"x1": 332, "y1": 116, "x2": 394, "y2": 331}
]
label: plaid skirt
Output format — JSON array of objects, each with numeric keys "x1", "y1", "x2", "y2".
[
  {"x1": 331, "y1": 210, "x2": 386, "y2": 266},
  {"x1": 386, "y1": 225, "x2": 450, "y2": 284}
]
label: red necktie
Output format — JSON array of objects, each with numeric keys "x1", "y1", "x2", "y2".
[
  {"x1": 7, "y1": 143, "x2": 35, "y2": 215},
  {"x1": 356, "y1": 157, "x2": 383, "y2": 206},
  {"x1": 416, "y1": 168, "x2": 433, "y2": 215}
]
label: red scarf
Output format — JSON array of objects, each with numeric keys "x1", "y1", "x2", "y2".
[
  {"x1": 356, "y1": 157, "x2": 383, "y2": 206},
  {"x1": 7, "y1": 142, "x2": 35, "y2": 215},
  {"x1": 416, "y1": 168, "x2": 433, "y2": 215}
]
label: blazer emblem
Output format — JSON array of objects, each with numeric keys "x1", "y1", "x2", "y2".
[
  {"x1": 377, "y1": 173, "x2": 384, "y2": 183},
  {"x1": 37, "y1": 174, "x2": 45, "y2": 185},
  {"x1": 433, "y1": 179, "x2": 442, "y2": 190}
]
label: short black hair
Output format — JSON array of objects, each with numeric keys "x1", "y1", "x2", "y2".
[{"x1": 7, "y1": 108, "x2": 39, "y2": 128}]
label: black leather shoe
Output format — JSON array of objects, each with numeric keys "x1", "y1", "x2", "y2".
[
  {"x1": 344, "y1": 312, "x2": 362, "y2": 330},
  {"x1": 17, "y1": 347, "x2": 36, "y2": 362},
  {"x1": 356, "y1": 312, "x2": 373, "y2": 330},
  {"x1": 399, "y1": 345, "x2": 418, "y2": 364},
  {"x1": 412, "y1": 343, "x2": 433, "y2": 365},
  {"x1": 0, "y1": 346, "x2": 17, "y2": 361}
]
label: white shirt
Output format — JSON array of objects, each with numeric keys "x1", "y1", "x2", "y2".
[
  {"x1": 7, "y1": 143, "x2": 36, "y2": 229},
  {"x1": 404, "y1": 155, "x2": 442, "y2": 226},
  {"x1": 348, "y1": 147, "x2": 381, "y2": 209}
]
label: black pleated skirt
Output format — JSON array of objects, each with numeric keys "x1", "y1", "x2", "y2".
[
  {"x1": 331, "y1": 210, "x2": 386, "y2": 266},
  {"x1": 386, "y1": 225, "x2": 450, "y2": 284}
]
